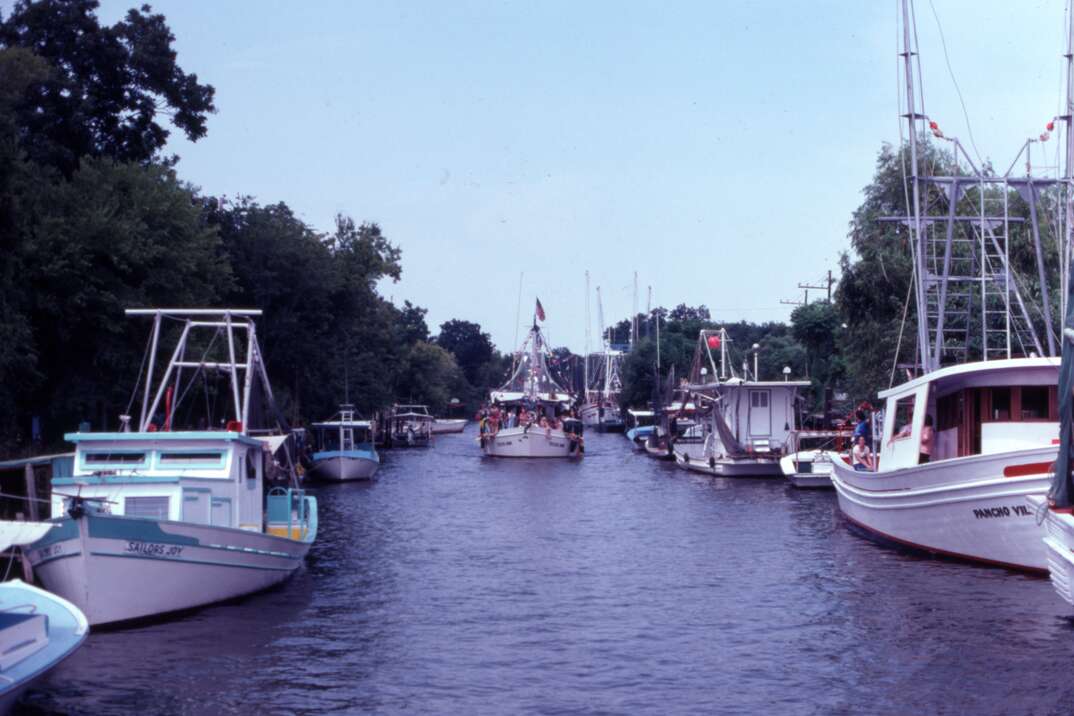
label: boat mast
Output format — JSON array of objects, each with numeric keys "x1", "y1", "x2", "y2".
[
  {"x1": 1065, "y1": 1, "x2": 1074, "y2": 321},
  {"x1": 900, "y1": 0, "x2": 930, "y2": 374},
  {"x1": 584, "y1": 271, "x2": 591, "y2": 400}
]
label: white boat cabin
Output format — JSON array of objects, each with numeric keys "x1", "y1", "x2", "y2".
[
  {"x1": 712, "y1": 379, "x2": 809, "y2": 452},
  {"x1": 875, "y1": 357, "x2": 1059, "y2": 471},
  {"x1": 52, "y1": 431, "x2": 270, "y2": 532}
]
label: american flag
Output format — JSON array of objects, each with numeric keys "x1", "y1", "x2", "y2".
[{"x1": 535, "y1": 298, "x2": 546, "y2": 322}]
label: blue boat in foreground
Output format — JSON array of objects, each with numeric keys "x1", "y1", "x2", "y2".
[{"x1": 0, "y1": 522, "x2": 88, "y2": 714}]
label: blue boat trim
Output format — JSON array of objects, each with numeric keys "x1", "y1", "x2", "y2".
[
  {"x1": 53, "y1": 476, "x2": 181, "y2": 486},
  {"x1": 312, "y1": 449, "x2": 380, "y2": 463},
  {"x1": 88, "y1": 551, "x2": 298, "y2": 571}
]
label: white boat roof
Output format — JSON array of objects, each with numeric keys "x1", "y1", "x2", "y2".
[
  {"x1": 311, "y1": 421, "x2": 372, "y2": 428},
  {"x1": 878, "y1": 356, "x2": 1060, "y2": 399},
  {"x1": 393, "y1": 412, "x2": 434, "y2": 420},
  {"x1": 628, "y1": 409, "x2": 654, "y2": 417},
  {"x1": 0, "y1": 521, "x2": 53, "y2": 552}
]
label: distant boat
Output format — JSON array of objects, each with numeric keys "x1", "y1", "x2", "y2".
[
  {"x1": 27, "y1": 308, "x2": 318, "y2": 626},
  {"x1": 0, "y1": 521, "x2": 87, "y2": 714},
  {"x1": 431, "y1": 418, "x2": 467, "y2": 434},
  {"x1": 624, "y1": 409, "x2": 655, "y2": 446},
  {"x1": 387, "y1": 405, "x2": 434, "y2": 447},
  {"x1": 580, "y1": 282, "x2": 624, "y2": 431},
  {"x1": 481, "y1": 321, "x2": 583, "y2": 459},
  {"x1": 308, "y1": 405, "x2": 379, "y2": 481},
  {"x1": 674, "y1": 329, "x2": 808, "y2": 477}
]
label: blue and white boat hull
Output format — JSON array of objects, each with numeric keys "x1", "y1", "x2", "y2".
[
  {"x1": 0, "y1": 579, "x2": 87, "y2": 714},
  {"x1": 309, "y1": 450, "x2": 379, "y2": 481},
  {"x1": 27, "y1": 509, "x2": 316, "y2": 627}
]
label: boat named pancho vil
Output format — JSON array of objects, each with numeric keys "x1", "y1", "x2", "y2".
[{"x1": 26, "y1": 309, "x2": 317, "y2": 626}]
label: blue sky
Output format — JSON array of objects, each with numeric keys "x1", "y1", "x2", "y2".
[{"x1": 81, "y1": 0, "x2": 1073, "y2": 352}]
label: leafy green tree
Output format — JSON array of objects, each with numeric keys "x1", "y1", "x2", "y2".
[
  {"x1": 393, "y1": 342, "x2": 467, "y2": 413},
  {"x1": 436, "y1": 319, "x2": 495, "y2": 386},
  {"x1": 0, "y1": 0, "x2": 216, "y2": 173}
]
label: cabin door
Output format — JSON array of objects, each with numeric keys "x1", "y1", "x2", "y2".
[{"x1": 749, "y1": 390, "x2": 771, "y2": 436}]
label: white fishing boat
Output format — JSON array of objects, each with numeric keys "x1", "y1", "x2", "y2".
[
  {"x1": 387, "y1": 405, "x2": 434, "y2": 447},
  {"x1": 831, "y1": 2, "x2": 1065, "y2": 572},
  {"x1": 481, "y1": 310, "x2": 583, "y2": 459},
  {"x1": 308, "y1": 404, "x2": 379, "y2": 481},
  {"x1": 431, "y1": 418, "x2": 468, "y2": 434},
  {"x1": 0, "y1": 522, "x2": 88, "y2": 714},
  {"x1": 27, "y1": 309, "x2": 318, "y2": 626},
  {"x1": 675, "y1": 329, "x2": 808, "y2": 477},
  {"x1": 580, "y1": 279, "x2": 625, "y2": 431},
  {"x1": 831, "y1": 359, "x2": 1058, "y2": 571}
]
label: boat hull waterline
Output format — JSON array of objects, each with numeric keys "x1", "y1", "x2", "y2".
[
  {"x1": 830, "y1": 448, "x2": 1054, "y2": 572},
  {"x1": 27, "y1": 510, "x2": 316, "y2": 626},
  {"x1": 481, "y1": 427, "x2": 581, "y2": 458},
  {"x1": 309, "y1": 451, "x2": 379, "y2": 481}
]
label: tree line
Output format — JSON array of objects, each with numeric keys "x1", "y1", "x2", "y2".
[{"x1": 0, "y1": 0, "x2": 507, "y2": 455}]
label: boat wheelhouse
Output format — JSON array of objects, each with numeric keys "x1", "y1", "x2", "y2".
[
  {"x1": 27, "y1": 309, "x2": 317, "y2": 626},
  {"x1": 308, "y1": 404, "x2": 379, "y2": 481}
]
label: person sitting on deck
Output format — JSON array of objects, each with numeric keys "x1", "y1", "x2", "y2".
[{"x1": 852, "y1": 435, "x2": 874, "y2": 472}]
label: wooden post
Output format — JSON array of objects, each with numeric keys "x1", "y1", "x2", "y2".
[{"x1": 23, "y1": 463, "x2": 38, "y2": 521}]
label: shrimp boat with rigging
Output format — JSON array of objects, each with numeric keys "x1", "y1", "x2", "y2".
[
  {"x1": 829, "y1": 1, "x2": 1067, "y2": 572},
  {"x1": 26, "y1": 309, "x2": 318, "y2": 625},
  {"x1": 579, "y1": 280, "x2": 625, "y2": 431},
  {"x1": 481, "y1": 304, "x2": 583, "y2": 458}
]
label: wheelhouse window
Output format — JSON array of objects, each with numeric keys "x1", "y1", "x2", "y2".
[
  {"x1": 990, "y1": 387, "x2": 1011, "y2": 421},
  {"x1": 1020, "y1": 386, "x2": 1049, "y2": 420},
  {"x1": 892, "y1": 395, "x2": 916, "y2": 439},
  {"x1": 159, "y1": 452, "x2": 223, "y2": 464},
  {"x1": 750, "y1": 391, "x2": 768, "y2": 408},
  {"x1": 84, "y1": 452, "x2": 146, "y2": 464}
]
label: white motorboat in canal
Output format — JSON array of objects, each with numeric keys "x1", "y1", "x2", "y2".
[
  {"x1": 0, "y1": 522, "x2": 88, "y2": 714},
  {"x1": 308, "y1": 405, "x2": 379, "y2": 481},
  {"x1": 780, "y1": 431, "x2": 852, "y2": 489},
  {"x1": 26, "y1": 309, "x2": 318, "y2": 626},
  {"x1": 431, "y1": 418, "x2": 468, "y2": 434}
]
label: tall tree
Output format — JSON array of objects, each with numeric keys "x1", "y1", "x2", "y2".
[{"x1": 0, "y1": 0, "x2": 216, "y2": 173}]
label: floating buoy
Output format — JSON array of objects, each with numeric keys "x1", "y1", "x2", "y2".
[{"x1": 707, "y1": 335, "x2": 721, "y2": 349}]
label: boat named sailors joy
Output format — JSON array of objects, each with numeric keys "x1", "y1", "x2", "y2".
[{"x1": 26, "y1": 308, "x2": 317, "y2": 626}]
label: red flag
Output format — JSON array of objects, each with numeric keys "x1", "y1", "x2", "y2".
[{"x1": 535, "y1": 298, "x2": 546, "y2": 322}]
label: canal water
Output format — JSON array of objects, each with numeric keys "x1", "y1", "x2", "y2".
[{"x1": 20, "y1": 429, "x2": 1074, "y2": 715}]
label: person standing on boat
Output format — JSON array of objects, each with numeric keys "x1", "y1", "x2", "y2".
[
  {"x1": 852, "y1": 435, "x2": 874, "y2": 472},
  {"x1": 919, "y1": 414, "x2": 935, "y2": 464}
]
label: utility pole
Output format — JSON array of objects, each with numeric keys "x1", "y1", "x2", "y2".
[{"x1": 797, "y1": 270, "x2": 835, "y2": 303}]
